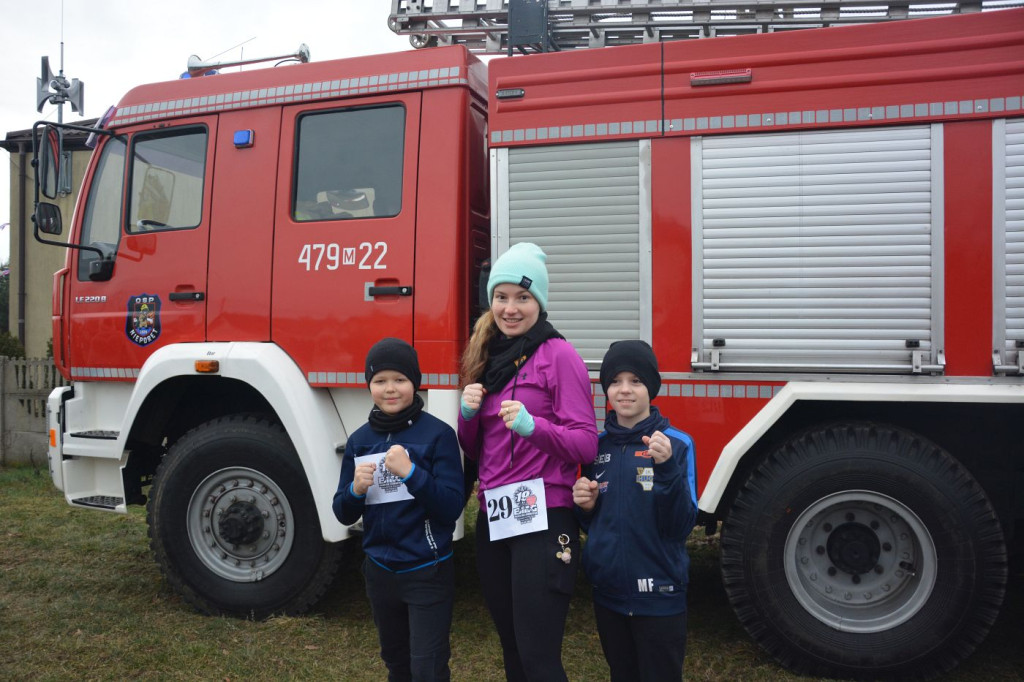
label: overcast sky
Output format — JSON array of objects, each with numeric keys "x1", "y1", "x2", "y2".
[{"x1": 0, "y1": 0, "x2": 413, "y2": 264}]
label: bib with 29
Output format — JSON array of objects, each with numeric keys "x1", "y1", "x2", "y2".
[{"x1": 483, "y1": 477, "x2": 548, "y2": 541}]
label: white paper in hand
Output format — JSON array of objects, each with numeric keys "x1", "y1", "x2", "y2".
[{"x1": 356, "y1": 452, "x2": 414, "y2": 505}]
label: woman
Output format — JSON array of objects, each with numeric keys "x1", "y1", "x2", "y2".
[{"x1": 458, "y1": 242, "x2": 598, "y2": 682}]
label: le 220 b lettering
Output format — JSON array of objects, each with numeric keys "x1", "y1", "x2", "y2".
[{"x1": 298, "y1": 242, "x2": 387, "y2": 271}]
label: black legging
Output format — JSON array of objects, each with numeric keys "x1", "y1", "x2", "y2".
[
  {"x1": 475, "y1": 507, "x2": 580, "y2": 682},
  {"x1": 594, "y1": 602, "x2": 687, "y2": 681}
]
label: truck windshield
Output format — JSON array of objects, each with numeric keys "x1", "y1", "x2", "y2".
[{"x1": 77, "y1": 136, "x2": 127, "y2": 281}]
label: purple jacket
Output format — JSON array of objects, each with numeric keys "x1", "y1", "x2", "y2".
[{"x1": 459, "y1": 338, "x2": 598, "y2": 510}]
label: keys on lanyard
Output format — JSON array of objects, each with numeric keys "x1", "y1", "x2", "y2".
[{"x1": 556, "y1": 533, "x2": 572, "y2": 564}]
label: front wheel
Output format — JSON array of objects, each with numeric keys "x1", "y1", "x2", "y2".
[
  {"x1": 147, "y1": 415, "x2": 343, "y2": 618},
  {"x1": 720, "y1": 422, "x2": 1007, "y2": 680}
]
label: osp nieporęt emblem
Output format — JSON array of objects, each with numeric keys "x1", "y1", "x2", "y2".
[{"x1": 126, "y1": 294, "x2": 161, "y2": 346}]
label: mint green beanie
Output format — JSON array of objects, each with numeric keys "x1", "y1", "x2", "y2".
[{"x1": 486, "y1": 242, "x2": 550, "y2": 311}]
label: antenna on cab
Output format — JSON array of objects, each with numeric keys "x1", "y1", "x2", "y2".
[{"x1": 185, "y1": 44, "x2": 311, "y2": 78}]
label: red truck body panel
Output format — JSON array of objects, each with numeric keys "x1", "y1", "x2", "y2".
[{"x1": 485, "y1": 9, "x2": 1024, "y2": 492}]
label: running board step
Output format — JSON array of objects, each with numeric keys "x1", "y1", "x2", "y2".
[
  {"x1": 71, "y1": 495, "x2": 124, "y2": 510},
  {"x1": 70, "y1": 430, "x2": 120, "y2": 440}
]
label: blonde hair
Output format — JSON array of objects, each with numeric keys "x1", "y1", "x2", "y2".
[{"x1": 461, "y1": 312, "x2": 498, "y2": 386}]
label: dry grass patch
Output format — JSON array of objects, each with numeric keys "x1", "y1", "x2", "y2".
[{"x1": 1, "y1": 466, "x2": 1020, "y2": 681}]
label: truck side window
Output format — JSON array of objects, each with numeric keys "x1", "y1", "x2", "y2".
[
  {"x1": 293, "y1": 104, "x2": 405, "y2": 221},
  {"x1": 77, "y1": 136, "x2": 127, "y2": 281},
  {"x1": 126, "y1": 128, "x2": 207, "y2": 233}
]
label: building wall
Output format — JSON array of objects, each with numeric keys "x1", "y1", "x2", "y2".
[{"x1": 6, "y1": 145, "x2": 89, "y2": 358}]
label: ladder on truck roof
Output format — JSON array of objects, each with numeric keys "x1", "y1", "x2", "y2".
[{"x1": 388, "y1": 0, "x2": 1024, "y2": 53}]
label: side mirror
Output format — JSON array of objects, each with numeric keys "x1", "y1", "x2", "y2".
[
  {"x1": 89, "y1": 259, "x2": 115, "y2": 282},
  {"x1": 37, "y1": 125, "x2": 63, "y2": 200},
  {"x1": 86, "y1": 242, "x2": 117, "y2": 282},
  {"x1": 34, "y1": 202, "x2": 62, "y2": 236}
]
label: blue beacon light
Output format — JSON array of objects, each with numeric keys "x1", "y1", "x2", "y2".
[{"x1": 233, "y1": 130, "x2": 255, "y2": 148}]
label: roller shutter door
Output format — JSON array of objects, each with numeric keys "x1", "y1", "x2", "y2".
[
  {"x1": 996, "y1": 117, "x2": 1024, "y2": 373},
  {"x1": 494, "y1": 141, "x2": 650, "y2": 363},
  {"x1": 693, "y1": 125, "x2": 943, "y2": 373}
]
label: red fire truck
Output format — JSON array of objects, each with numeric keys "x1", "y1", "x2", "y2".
[{"x1": 31, "y1": 4, "x2": 1024, "y2": 679}]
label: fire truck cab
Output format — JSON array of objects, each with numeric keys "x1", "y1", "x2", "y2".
[{"x1": 36, "y1": 45, "x2": 489, "y2": 616}]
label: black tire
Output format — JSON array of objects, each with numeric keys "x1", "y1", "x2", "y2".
[
  {"x1": 720, "y1": 422, "x2": 1007, "y2": 680},
  {"x1": 147, "y1": 415, "x2": 343, "y2": 618}
]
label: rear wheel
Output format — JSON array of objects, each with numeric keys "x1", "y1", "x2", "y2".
[
  {"x1": 720, "y1": 422, "x2": 1007, "y2": 680},
  {"x1": 147, "y1": 415, "x2": 343, "y2": 618}
]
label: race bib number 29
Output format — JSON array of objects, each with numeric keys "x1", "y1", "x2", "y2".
[{"x1": 484, "y1": 477, "x2": 548, "y2": 541}]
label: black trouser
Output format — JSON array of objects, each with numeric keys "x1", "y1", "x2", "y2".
[
  {"x1": 475, "y1": 507, "x2": 579, "y2": 682},
  {"x1": 594, "y1": 602, "x2": 687, "y2": 682},
  {"x1": 363, "y1": 556, "x2": 456, "y2": 682}
]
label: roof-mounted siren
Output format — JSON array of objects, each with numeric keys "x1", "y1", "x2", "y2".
[
  {"x1": 36, "y1": 56, "x2": 84, "y2": 117},
  {"x1": 185, "y1": 43, "x2": 311, "y2": 78}
]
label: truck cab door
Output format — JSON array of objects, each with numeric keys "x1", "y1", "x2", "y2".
[
  {"x1": 65, "y1": 119, "x2": 214, "y2": 378},
  {"x1": 272, "y1": 94, "x2": 420, "y2": 384}
]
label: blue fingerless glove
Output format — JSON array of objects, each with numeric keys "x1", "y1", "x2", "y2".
[
  {"x1": 461, "y1": 399, "x2": 479, "y2": 420},
  {"x1": 509, "y1": 405, "x2": 535, "y2": 437}
]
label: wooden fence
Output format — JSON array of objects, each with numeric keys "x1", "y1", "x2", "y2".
[{"x1": 0, "y1": 358, "x2": 69, "y2": 467}]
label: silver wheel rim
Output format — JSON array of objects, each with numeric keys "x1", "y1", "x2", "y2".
[
  {"x1": 187, "y1": 466, "x2": 295, "y2": 582},
  {"x1": 784, "y1": 490, "x2": 937, "y2": 633}
]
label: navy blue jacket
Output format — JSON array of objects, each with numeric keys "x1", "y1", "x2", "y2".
[
  {"x1": 577, "y1": 407, "x2": 698, "y2": 616},
  {"x1": 333, "y1": 411, "x2": 464, "y2": 572}
]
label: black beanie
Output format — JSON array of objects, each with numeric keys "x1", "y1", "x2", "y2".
[
  {"x1": 365, "y1": 337, "x2": 421, "y2": 391},
  {"x1": 599, "y1": 340, "x2": 661, "y2": 400}
]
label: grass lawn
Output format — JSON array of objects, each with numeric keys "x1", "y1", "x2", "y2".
[{"x1": 1, "y1": 466, "x2": 1021, "y2": 681}]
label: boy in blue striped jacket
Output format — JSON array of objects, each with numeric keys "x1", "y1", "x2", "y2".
[{"x1": 573, "y1": 340, "x2": 698, "y2": 682}]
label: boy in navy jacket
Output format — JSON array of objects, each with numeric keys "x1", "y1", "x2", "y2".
[
  {"x1": 334, "y1": 337, "x2": 464, "y2": 681},
  {"x1": 573, "y1": 340, "x2": 698, "y2": 682}
]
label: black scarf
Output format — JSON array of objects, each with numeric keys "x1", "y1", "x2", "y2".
[
  {"x1": 481, "y1": 314, "x2": 564, "y2": 394},
  {"x1": 367, "y1": 393, "x2": 424, "y2": 434},
  {"x1": 604, "y1": 406, "x2": 670, "y2": 445}
]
